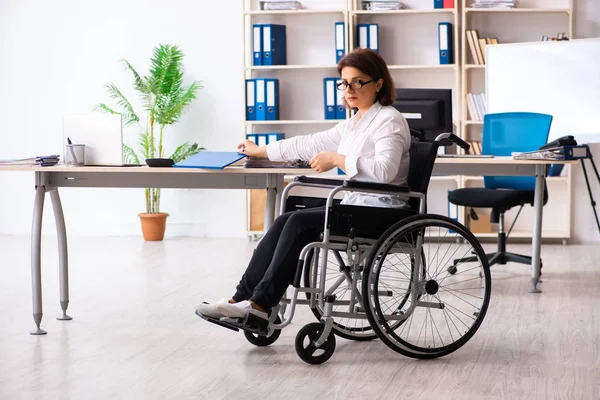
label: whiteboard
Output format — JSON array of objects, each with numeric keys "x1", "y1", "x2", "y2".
[{"x1": 486, "y1": 38, "x2": 600, "y2": 144}]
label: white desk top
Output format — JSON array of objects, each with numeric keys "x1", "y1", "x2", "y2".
[{"x1": 0, "y1": 157, "x2": 576, "y2": 173}]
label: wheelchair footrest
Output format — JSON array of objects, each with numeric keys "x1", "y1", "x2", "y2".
[{"x1": 195, "y1": 310, "x2": 270, "y2": 335}]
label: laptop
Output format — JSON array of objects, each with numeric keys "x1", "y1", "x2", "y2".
[{"x1": 62, "y1": 114, "x2": 126, "y2": 166}]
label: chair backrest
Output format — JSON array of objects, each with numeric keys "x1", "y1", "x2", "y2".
[
  {"x1": 407, "y1": 139, "x2": 439, "y2": 209},
  {"x1": 482, "y1": 112, "x2": 552, "y2": 190}
]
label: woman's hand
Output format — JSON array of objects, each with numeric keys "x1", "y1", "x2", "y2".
[
  {"x1": 310, "y1": 151, "x2": 345, "y2": 173},
  {"x1": 237, "y1": 140, "x2": 267, "y2": 158}
]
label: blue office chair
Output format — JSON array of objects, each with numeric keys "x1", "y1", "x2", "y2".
[{"x1": 447, "y1": 112, "x2": 552, "y2": 272}]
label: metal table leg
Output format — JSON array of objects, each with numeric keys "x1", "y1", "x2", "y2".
[
  {"x1": 50, "y1": 189, "x2": 72, "y2": 321},
  {"x1": 31, "y1": 186, "x2": 47, "y2": 335},
  {"x1": 263, "y1": 174, "x2": 278, "y2": 231},
  {"x1": 529, "y1": 166, "x2": 545, "y2": 294}
]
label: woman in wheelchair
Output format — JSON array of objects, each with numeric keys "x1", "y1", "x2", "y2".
[
  {"x1": 195, "y1": 48, "x2": 492, "y2": 365},
  {"x1": 196, "y1": 47, "x2": 411, "y2": 319}
]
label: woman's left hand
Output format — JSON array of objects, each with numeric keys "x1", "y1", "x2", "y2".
[{"x1": 310, "y1": 151, "x2": 343, "y2": 173}]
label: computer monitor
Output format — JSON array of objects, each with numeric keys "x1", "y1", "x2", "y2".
[{"x1": 392, "y1": 88, "x2": 453, "y2": 144}]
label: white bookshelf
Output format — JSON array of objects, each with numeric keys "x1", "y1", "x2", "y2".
[
  {"x1": 242, "y1": 0, "x2": 574, "y2": 241},
  {"x1": 459, "y1": 0, "x2": 573, "y2": 241}
]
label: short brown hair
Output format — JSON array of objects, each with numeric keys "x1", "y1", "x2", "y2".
[{"x1": 337, "y1": 48, "x2": 395, "y2": 106}]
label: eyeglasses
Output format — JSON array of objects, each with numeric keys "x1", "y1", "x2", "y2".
[{"x1": 336, "y1": 79, "x2": 376, "y2": 91}]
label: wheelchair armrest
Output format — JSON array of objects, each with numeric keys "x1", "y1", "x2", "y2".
[
  {"x1": 294, "y1": 175, "x2": 345, "y2": 187},
  {"x1": 342, "y1": 180, "x2": 410, "y2": 194}
]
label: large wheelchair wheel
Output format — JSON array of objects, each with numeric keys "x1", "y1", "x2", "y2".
[
  {"x1": 303, "y1": 248, "x2": 378, "y2": 341},
  {"x1": 362, "y1": 214, "x2": 491, "y2": 359}
]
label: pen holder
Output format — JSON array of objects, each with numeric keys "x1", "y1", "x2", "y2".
[{"x1": 65, "y1": 144, "x2": 85, "y2": 166}]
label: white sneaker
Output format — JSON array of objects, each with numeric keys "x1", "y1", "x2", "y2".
[
  {"x1": 195, "y1": 298, "x2": 230, "y2": 319},
  {"x1": 217, "y1": 300, "x2": 268, "y2": 320}
]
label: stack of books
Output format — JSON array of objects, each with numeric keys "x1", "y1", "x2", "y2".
[
  {"x1": 362, "y1": 0, "x2": 404, "y2": 10},
  {"x1": 471, "y1": 0, "x2": 518, "y2": 8},
  {"x1": 467, "y1": 141, "x2": 483, "y2": 154},
  {"x1": 259, "y1": 0, "x2": 301, "y2": 10},
  {"x1": 466, "y1": 30, "x2": 499, "y2": 64},
  {"x1": 466, "y1": 93, "x2": 487, "y2": 121}
]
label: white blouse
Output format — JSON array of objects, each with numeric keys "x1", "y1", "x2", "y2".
[{"x1": 266, "y1": 102, "x2": 411, "y2": 208}]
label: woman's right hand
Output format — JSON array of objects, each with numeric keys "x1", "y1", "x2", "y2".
[{"x1": 237, "y1": 140, "x2": 268, "y2": 158}]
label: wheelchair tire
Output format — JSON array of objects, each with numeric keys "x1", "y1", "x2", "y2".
[
  {"x1": 362, "y1": 214, "x2": 491, "y2": 360},
  {"x1": 243, "y1": 316, "x2": 282, "y2": 347},
  {"x1": 303, "y1": 249, "x2": 378, "y2": 341},
  {"x1": 295, "y1": 322, "x2": 336, "y2": 365}
]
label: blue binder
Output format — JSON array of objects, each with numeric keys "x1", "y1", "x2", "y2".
[
  {"x1": 173, "y1": 152, "x2": 246, "y2": 169},
  {"x1": 265, "y1": 78, "x2": 279, "y2": 120},
  {"x1": 262, "y1": 24, "x2": 287, "y2": 66},
  {"x1": 245, "y1": 79, "x2": 256, "y2": 121},
  {"x1": 335, "y1": 78, "x2": 345, "y2": 119},
  {"x1": 357, "y1": 24, "x2": 369, "y2": 49},
  {"x1": 246, "y1": 134, "x2": 258, "y2": 143},
  {"x1": 335, "y1": 22, "x2": 345, "y2": 63},
  {"x1": 438, "y1": 22, "x2": 453, "y2": 64},
  {"x1": 253, "y1": 24, "x2": 263, "y2": 66},
  {"x1": 323, "y1": 78, "x2": 336, "y2": 120},
  {"x1": 255, "y1": 79, "x2": 266, "y2": 120},
  {"x1": 267, "y1": 133, "x2": 285, "y2": 143},
  {"x1": 434, "y1": 0, "x2": 443, "y2": 8},
  {"x1": 368, "y1": 24, "x2": 379, "y2": 53}
]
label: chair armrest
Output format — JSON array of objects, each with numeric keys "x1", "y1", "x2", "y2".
[
  {"x1": 294, "y1": 175, "x2": 345, "y2": 187},
  {"x1": 342, "y1": 180, "x2": 410, "y2": 194}
]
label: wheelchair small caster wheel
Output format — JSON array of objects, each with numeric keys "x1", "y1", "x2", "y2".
[
  {"x1": 244, "y1": 317, "x2": 282, "y2": 347},
  {"x1": 295, "y1": 322, "x2": 336, "y2": 365},
  {"x1": 447, "y1": 265, "x2": 457, "y2": 275}
]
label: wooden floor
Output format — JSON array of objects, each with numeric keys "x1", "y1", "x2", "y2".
[{"x1": 1, "y1": 235, "x2": 599, "y2": 399}]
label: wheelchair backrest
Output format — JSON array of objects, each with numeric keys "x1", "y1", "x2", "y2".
[{"x1": 407, "y1": 139, "x2": 439, "y2": 210}]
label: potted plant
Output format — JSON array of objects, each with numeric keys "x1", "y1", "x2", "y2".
[{"x1": 96, "y1": 44, "x2": 203, "y2": 241}]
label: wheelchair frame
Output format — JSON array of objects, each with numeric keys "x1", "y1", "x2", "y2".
[{"x1": 197, "y1": 133, "x2": 492, "y2": 364}]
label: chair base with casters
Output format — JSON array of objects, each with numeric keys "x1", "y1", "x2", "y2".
[
  {"x1": 446, "y1": 187, "x2": 547, "y2": 275},
  {"x1": 195, "y1": 133, "x2": 492, "y2": 365}
]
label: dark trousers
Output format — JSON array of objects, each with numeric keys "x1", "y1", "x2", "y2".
[{"x1": 232, "y1": 207, "x2": 326, "y2": 310}]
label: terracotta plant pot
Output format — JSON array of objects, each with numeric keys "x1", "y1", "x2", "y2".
[{"x1": 138, "y1": 213, "x2": 169, "y2": 241}]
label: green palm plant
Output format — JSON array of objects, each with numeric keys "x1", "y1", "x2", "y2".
[{"x1": 96, "y1": 44, "x2": 203, "y2": 214}]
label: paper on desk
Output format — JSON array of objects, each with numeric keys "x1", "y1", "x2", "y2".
[{"x1": 511, "y1": 150, "x2": 561, "y2": 160}]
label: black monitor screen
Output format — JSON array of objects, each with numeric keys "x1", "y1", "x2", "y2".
[{"x1": 392, "y1": 88, "x2": 453, "y2": 143}]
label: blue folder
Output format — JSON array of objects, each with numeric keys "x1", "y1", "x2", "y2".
[{"x1": 173, "y1": 152, "x2": 247, "y2": 169}]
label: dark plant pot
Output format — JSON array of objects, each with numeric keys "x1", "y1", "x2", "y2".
[
  {"x1": 146, "y1": 158, "x2": 174, "y2": 167},
  {"x1": 139, "y1": 213, "x2": 169, "y2": 241}
]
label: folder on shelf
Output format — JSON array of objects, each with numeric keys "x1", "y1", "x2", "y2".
[
  {"x1": 434, "y1": 0, "x2": 443, "y2": 8},
  {"x1": 267, "y1": 133, "x2": 285, "y2": 143},
  {"x1": 438, "y1": 22, "x2": 453, "y2": 65},
  {"x1": 253, "y1": 24, "x2": 263, "y2": 66},
  {"x1": 324, "y1": 78, "x2": 336, "y2": 120},
  {"x1": 256, "y1": 134, "x2": 268, "y2": 146},
  {"x1": 335, "y1": 22, "x2": 345, "y2": 63},
  {"x1": 357, "y1": 24, "x2": 369, "y2": 50},
  {"x1": 246, "y1": 134, "x2": 258, "y2": 143},
  {"x1": 369, "y1": 24, "x2": 379, "y2": 53},
  {"x1": 173, "y1": 152, "x2": 246, "y2": 169},
  {"x1": 255, "y1": 78, "x2": 266, "y2": 120},
  {"x1": 262, "y1": 24, "x2": 287, "y2": 66},
  {"x1": 471, "y1": 30, "x2": 485, "y2": 65},
  {"x1": 265, "y1": 78, "x2": 279, "y2": 120},
  {"x1": 246, "y1": 79, "x2": 256, "y2": 121},
  {"x1": 335, "y1": 78, "x2": 346, "y2": 119},
  {"x1": 443, "y1": 0, "x2": 454, "y2": 8}
]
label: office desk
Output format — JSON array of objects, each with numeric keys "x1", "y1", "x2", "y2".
[{"x1": 0, "y1": 157, "x2": 575, "y2": 334}]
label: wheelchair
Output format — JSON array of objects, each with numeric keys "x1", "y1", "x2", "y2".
[{"x1": 197, "y1": 133, "x2": 492, "y2": 365}]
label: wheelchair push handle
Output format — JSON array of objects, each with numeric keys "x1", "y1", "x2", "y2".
[{"x1": 435, "y1": 132, "x2": 471, "y2": 152}]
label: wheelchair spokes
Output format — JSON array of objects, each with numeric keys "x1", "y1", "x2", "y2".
[{"x1": 363, "y1": 215, "x2": 491, "y2": 359}]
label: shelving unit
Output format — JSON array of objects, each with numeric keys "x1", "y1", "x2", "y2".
[
  {"x1": 242, "y1": 0, "x2": 575, "y2": 241},
  {"x1": 459, "y1": 0, "x2": 573, "y2": 241}
]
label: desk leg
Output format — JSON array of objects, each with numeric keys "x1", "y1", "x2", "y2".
[
  {"x1": 263, "y1": 174, "x2": 278, "y2": 231},
  {"x1": 50, "y1": 190, "x2": 72, "y2": 321},
  {"x1": 31, "y1": 186, "x2": 47, "y2": 335},
  {"x1": 529, "y1": 167, "x2": 545, "y2": 294}
]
